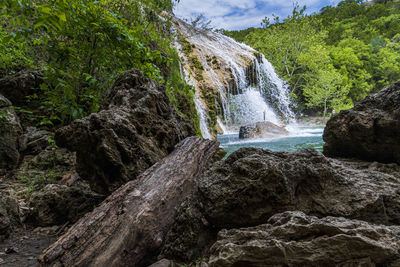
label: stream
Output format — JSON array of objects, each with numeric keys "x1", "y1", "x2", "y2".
[{"x1": 218, "y1": 125, "x2": 324, "y2": 157}]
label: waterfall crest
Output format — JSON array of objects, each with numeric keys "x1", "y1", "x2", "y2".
[{"x1": 173, "y1": 18, "x2": 294, "y2": 139}]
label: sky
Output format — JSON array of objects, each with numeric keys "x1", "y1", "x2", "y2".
[{"x1": 174, "y1": 0, "x2": 343, "y2": 30}]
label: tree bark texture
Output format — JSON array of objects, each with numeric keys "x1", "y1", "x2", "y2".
[{"x1": 39, "y1": 137, "x2": 219, "y2": 267}]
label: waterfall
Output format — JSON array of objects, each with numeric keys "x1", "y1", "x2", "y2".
[{"x1": 173, "y1": 18, "x2": 294, "y2": 138}]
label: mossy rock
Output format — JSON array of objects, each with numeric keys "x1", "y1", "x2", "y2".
[{"x1": 0, "y1": 103, "x2": 22, "y2": 169}]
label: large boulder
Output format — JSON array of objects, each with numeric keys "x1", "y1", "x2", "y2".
[
  {"x1": 55, "y1": 69, "x2": 195, "y2": 194},
  {"x1": 239, "y1": 121, "x2": 288, "y2": 139},
  {"x1": 208, "y1": 211, "x2": 400, "y2": 267},
  {"x1": 162, "y1": 148, "x2": 400, "y2": 261},
  {"x1": 0, "y1": 70, "x2": 43, "y2": 106},
  {"x1": 323, "y1": 81, "x2": 400, "y2": 164},
  {"x1": 27, "y1": 184, "x2": 104, "y2": 227},
  {"x1": 0, "y1": 94, "x2": 22, "y2": 169}
]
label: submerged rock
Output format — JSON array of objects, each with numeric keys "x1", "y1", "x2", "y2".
[
  {"x1": 208, "y1": 211, "x2": 400, "y2": 267},
  {"x1": 239, "y1": 121, "x2": 288, "y2": 139},
  {"x1": 162, "y1": 148, "x2": 400, "y2": 261},
  {"x1": 0, "y1": 94, "x2": 22, "y2": 169},
  {"x1": 55, "y1": 69, "x2": 195, "y2": 194},
  {"x1": 323, "y1": 81, "x2": 400, "y2": 164}
]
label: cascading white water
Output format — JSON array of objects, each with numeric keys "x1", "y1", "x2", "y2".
[{"x1": 174, "y1": 18, "x2": 294, "y2": 138}]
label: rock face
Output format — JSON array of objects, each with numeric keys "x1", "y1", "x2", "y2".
[
  {"x1": 208, "y1": 211, "x2": 400, "y2": 267},
  {"x1": 0, "y1": 70, "x2": 43, "y2": 106},
  {"x1": 323, "y1": 81, "x2": 400, "y2": 164},
  {"x1": 19, "y1": 127, "x2": 52, "y2": 156},
  {"x1": 0, "y1": 195, "x2": 20, "y2": 241},
  {"x1": 162, "y1": 148, "x2": 400, "y2": 261},
  {"x1": 16, "y1": 146, "x2": 76, "y2": 191},
  {"x1": 55, "y1": 69, "x2": 195, "y2": 194},
  {"x1": 239, "y1": 121, "x2": 288, "y2": 139},
  {"x1": 0, "y1": 94, "x2": 22, "y2": 169},
  {"x1": 27, "y1": 184, "x2": 104, "y2": 227}
]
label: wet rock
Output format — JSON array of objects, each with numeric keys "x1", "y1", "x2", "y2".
[
  {"x1": 208, "y1": 211, "x2": 400, "y2": 267},
  {"x1": 19, "y1": 127, "x2": 52, "y2": 155},
  {"x1": 55, "y1": 69, "x2": 195, "y2": 194},
  {"x1": 324, "y1": 81, "x2": 400, "y2": 164},
  {"x1": 27, "y1": 184, "x2": 104, "y2": 227},
  {"x1": 0, "y1": 94, "x2": 22, "y2": 169},
  {"x1": 162, "y1": 148, "x2": 400, "y2": 261},
  {"x1": 0, "y1": 70, "x2": 43, "y2": 106},
  {"x1": 239, "y1": 121, "x2": 288, "y2": 139}
]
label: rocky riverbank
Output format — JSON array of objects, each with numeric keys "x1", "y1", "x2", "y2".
[{"x1": 0, "y1": 71, "x2": 399, "y2": 266}]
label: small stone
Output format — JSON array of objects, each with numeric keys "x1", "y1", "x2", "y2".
[
  {"x1": 5, "y1": 247, "x2": 17, "y2": 254},
  {"x1": 148, "y1": 259, "x2": 171, "y2": 267}
]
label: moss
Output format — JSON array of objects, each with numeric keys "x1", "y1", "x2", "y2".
[
  {"x1": 191, "y1": 57, "x2": 204, "y2": 70},
  {"x1": 212, "y1": 56, "x2": 218, "y2": 65},
  {"x1": 166, "y1": 49, "x2": 201, "y2": 136},
  {"x1": 177, "y1": 34, "x2": 193, "y2": 57},
  {"x1": 203, "y1": 88, "x2": 219, "y2": 136}
]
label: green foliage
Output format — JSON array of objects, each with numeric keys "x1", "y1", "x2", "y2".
[
  {"x1": 226, "y1": 0, "x2": 400, "y2": 114},
  {"x1": 166, "y1": 49, "x2": 201, "y2": 135},
  {"x1": 0, "y1": 26, "x2": 33, "y2": 76},
  {"x1": 0, "y1": 0, "x2": 200, "y2": 134}
]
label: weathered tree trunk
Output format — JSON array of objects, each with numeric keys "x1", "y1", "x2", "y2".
[{"x1": 39, "y1": 137, "x2": 219, "y2": 267}]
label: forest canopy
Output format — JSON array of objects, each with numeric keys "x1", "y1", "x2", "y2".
[{"x1": 225, "y1": 0, "x2": 400, "y2": 116}]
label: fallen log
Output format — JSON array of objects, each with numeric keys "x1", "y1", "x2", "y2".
[{"x1": 39, "y1": 137, "x2": 219, "y2": 267}]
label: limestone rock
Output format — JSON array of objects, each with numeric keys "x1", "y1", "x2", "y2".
[
  {"x1": 162, "y1": 148, "x2": 400, "y2": 261},
  {"x1": 0, "y1": 195, "x2": 20, "y2": 241},
  {"x1": 0, "y1": 94, "x2": 22, "y2": 169},
  {"x1": 16, "y1": 147, "x2": 76, "y2": 191},
  {"x1": 19, "y1": 127, "x2": 52, "y2": 155},
  {"x1": 239, "y1": 121, "x2": 288, "y2": 139},
  {"x1": 323, "y1": 81, "x2": 400, "y2": 164},
  {"x1": 208, "y1": 211, "x2": 400, "y2": 267},
  {"x1": 27, "y1": 184, "x2": 104, "y2": 227},
  {"x1": 0, "y1": 70, "x2": 43, "y2": 106},
  {"x1": 55, "y1": 69, "x2": 195, "y2": 194}
]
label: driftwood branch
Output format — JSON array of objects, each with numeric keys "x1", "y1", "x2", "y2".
[{"x1": 39, "y1": 137, "x2": 219, "y2": 267}]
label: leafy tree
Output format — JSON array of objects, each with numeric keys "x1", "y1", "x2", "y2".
[
  {"x1": 0, "y1": 0, "x2": 200, "y2": 133},
  {"x1": 226, "y1": 0, "x2": 400, "y2": 114},
  {"x1": 329, "y1": 38, "x2": 374, "y2": 101},
  {"x1": 303, "y1": 68, "x2": 350, "y2": 121}
]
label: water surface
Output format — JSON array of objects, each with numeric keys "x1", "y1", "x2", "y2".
[{"x1": 218, "y1": 126, "x2": 324, "y2": 157}]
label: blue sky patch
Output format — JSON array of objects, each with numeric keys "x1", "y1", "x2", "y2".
[{"x1": 174, "y1": 0, "x2": 344, "y2": 30}]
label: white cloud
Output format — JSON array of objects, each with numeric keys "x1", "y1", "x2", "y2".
[{"x1": 174, "y1": 0, "x2": 343, "y2": 30}]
